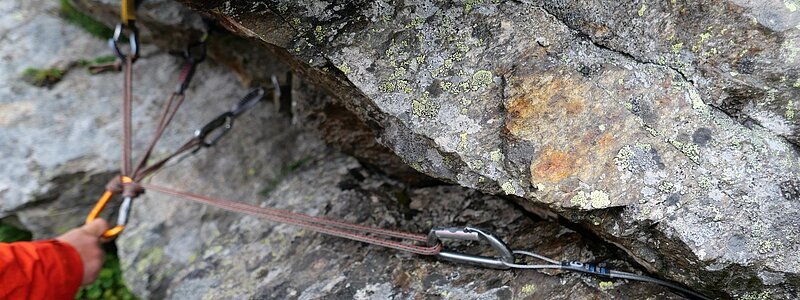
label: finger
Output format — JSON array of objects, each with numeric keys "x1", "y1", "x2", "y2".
[{"x1": 83, "y1": 218, "x2": 110, "y2": 237}]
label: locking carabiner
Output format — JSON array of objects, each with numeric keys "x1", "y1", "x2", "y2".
[
  {"x1": 86, "y1": 176, "x2": 135, "y2": 239},
  {"x1": 109, "y1": 22, "x2": 139, "y2": 62},
  {"x1": 428, "y1": 227, "x2": 515, "y2": 269}
]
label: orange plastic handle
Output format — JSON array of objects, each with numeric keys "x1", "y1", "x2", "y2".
[{"x1": 85, "y1": 176, "x2": 132, "y2": 239}]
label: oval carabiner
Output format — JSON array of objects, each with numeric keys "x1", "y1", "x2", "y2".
[
  {"x1": 109, "y1": 23, "x2": 139, "y2": 62},
  {"x1": 428, "y1": 226, "x2": 515, "y2": 269},
  {"x1": 86, "y1": 176, "x2": 134, "y2": 239},
  {"x1": 194, "y1": 112, "x2": 233, "y2": 148}
]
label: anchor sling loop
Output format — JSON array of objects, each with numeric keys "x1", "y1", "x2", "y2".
[{"x1": 81, "y1": 1, "x2": 710, "y2": 299}]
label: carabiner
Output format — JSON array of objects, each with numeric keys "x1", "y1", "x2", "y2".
[
  {"x1": 86, "y1": 176, "x2": 135, "y2": 239},
  {"x1": 428, "y1": 227, "x2": 515, "y2": 269},
  {"x1": 109, "y1": 23, "x2": 139, "y2": 62},
  {"x1": 184, "y1": 37, "x2": 207, "y2": 64},
  {"x1": 194, "y1": 112, "x2": 233, "y2": 148}
]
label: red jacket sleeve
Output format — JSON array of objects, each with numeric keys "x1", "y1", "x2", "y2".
[{"x1": 0, "y1": 240, "x2": 84, "y2": 300}]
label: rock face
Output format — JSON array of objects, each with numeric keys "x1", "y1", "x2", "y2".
[
  {"x1": 6, "y1": 0, "x2": 800, "y2": 298},
  {"x1": 1, "y1": 1, "x2": 691, "y2": 299},
  {"x1": 147, "y1": 0, "x2": 800, "y2": 297}
]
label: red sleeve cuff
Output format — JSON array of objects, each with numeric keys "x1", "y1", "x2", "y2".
[{"x1": 0, "y1": 240, "x2": 84, "y2": 300}]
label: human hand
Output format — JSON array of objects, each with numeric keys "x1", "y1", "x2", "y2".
[{"x1": 56, "y1": 219, "x2": 109, "y2": 285}]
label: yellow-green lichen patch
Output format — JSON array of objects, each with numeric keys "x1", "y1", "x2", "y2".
[
  {"x1": 313, "y1": 25, "x2": 326, "y2": 43},
  {"x1": 670, "y1": 139, "x2": 701, "y2": 163},
  {"x1": 519, "y1": 284, "x2": 536, "y2": 297},
  {"x1": 464, "y1": 0, "x2": 488, "y2": 12},
  {"x1": 501, "y1": 181, "x2": 516, "y2": 195},
  {"x1": 490, "y1": 149, "x2": 503, "y2": 162},
  {"x1": 470, "y1": 70, "x2": 493, "y2": 90},
  {"x1": 590, "y1": 190, "x2": 611, "y2": 208},
  {"x1": 570, "y1": 191, "x2": 589, "y2": 207},
  {"x1": 412, "y1": 92, "x2": 440, "y2": 118},
  {"x1": 687, "y1": 87, "x2": 709, "y2": 115},
  {"x1": 698, "y1": 176, "x2": 713, "y2": 190},
  {"x1": 786, "y1": 0, "x2": 799, "y2": 12},
  {"x1": 598, "y1": 281, "x2": 615, "y2": 291},
  {"x1": 135, "y1": 247, "x2": 164, "y2": 273},
  {"x1": 458, "y1": 132, "x2": 469, "y2": 151},
  {"x1": 671, "y1": 42, "x2": 684, "y2": 53},
  {"x1": 637, "y1": 4, "x2": 648, "y2": 16},
  {"x1": 692, "y1": 26, "x2": 714, "y2": 52},
  {"x1": 758, "y1": 240, "x2": 783, "y2": 254},
  {"x1": 658, "y1": 181, "x2": 675, "y2": 193},
  {"x1": 336, "y1": 63, "x2": 352, "y2": 75},
  {"x1": 740, "y1": 290, "x2": 772, "y2": 300},
  {"x1": 614, "y1": 143, "x2": 653, "y2": 171},
  {"x1": 786, "y1": 100, "x2": 796, "y2": 120}
]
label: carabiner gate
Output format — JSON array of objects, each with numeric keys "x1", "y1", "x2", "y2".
[
  {"x1": 428, "y1": 227, "x2": 515, "y2": 269},
  {"x1": 86, "y1": 176, "x2": 135, "y2": 239}
]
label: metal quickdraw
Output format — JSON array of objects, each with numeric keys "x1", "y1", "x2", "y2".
[
  {"x1": 428, "y1": 226, "x2": 710, "y2": 300},
  {"x1": 175, "y1": 33, "x2": 208, "y2": 95},
  {"x1": 194, "y1": 76, "x2": 280, "y2": 149}
]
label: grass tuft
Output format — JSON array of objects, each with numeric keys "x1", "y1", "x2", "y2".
[
  {"x1": 21, "y1": 67, "x2": 65, "y2": 87},
  {"x1": 59, "y1": 0, "x2": 114, "y2": 39}
]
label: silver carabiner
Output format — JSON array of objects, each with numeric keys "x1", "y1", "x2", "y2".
[{"x1": 428, "y1": 227, "x2": 515, "y2": 269}]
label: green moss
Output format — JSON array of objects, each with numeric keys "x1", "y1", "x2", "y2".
[
  {"x1": 0, "y1": 221, "x2": 32, "y2": 243},
  {"x1": 59, "y1": 0, "x2": 114, "y2": 39},
  {"x1": 76, "y1": 251, "x2": 137, "y2": 300},
  {"x1": 77, "y1": 55, "x2": 118, "y2": 67},
  {"x1": 258, "y1": 156, "x2": 313, "y2": 196},
  {"x1": 21, "y1": 67, "x2": 65, "y2": 87}
]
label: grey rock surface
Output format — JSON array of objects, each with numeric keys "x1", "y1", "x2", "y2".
[
  {"x1": 0, "y1": 1, "x2": 689, "y2": 299},
  {"x1": 112, "y1": 0, "x2": 798, "y2": 297},
  {"x1": 114, "y1": 88, "x2": 684, "y2": 298}
]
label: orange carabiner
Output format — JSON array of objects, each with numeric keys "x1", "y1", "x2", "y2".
[{"x1": 86, "y1": 176, "x2": 134, "y2": 239}]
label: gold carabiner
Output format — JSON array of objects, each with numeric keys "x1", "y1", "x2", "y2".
[{"x1": 86, "y1": 176, "x2": 134, "y2": 239}]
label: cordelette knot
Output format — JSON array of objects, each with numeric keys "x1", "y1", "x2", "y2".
[{"x1": 105, "y1": 175, "x2": 145, "y2": 199}]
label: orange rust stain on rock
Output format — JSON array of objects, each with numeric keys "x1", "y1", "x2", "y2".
[
  {"x1": 505, "y1": 76, "x2": 588, "y2": 137},
  {"x1": 596, "y1": 131, "x2": 614, "y2": 150},
  {"x1": 565, "y1": 97, "x2": 585, "y2": 114},
  {"x1": 531, "y1": 148, "x2": 576, "y2": 182}
]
